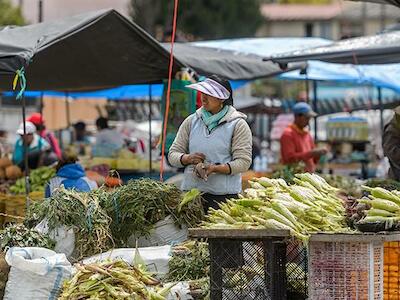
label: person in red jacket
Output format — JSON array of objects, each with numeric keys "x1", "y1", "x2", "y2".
[
  {"x1": 280, "y1": 102, "x2": 327, "y2": 172},
  {"x1": 27, "y1": 113, "x2": 62, "y2": 160}
]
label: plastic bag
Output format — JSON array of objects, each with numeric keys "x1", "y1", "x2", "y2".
[
  {"x1": 129, "y1": 215, "x2": 188, "y2": 248},
  {"x1": 35, "y1": 219, "x2": 75, "y2": 259},
  {"x1": 4, "y1": 247, "x2": 71, "y2": 300}
]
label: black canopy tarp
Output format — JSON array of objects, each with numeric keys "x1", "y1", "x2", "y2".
[
  {"x1": 163, "y1": 43, "x2": 288, "y2": 81},
  {"x1": 0, "y1": 9, "x2": 187, "y2": 91},
  {"x1": 351, "y1": 0, "x2": 400, "y2": 7},
  {"x1": 0, "y1": 9, "x2": 290, "y2": 92},
  {"x1": 266, "y1": 30, "x2": 400, "y2": 65}
]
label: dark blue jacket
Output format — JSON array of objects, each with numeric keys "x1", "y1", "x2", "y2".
[{"x1": 45, "y1": 164, "x2": 97, "y2": 197}]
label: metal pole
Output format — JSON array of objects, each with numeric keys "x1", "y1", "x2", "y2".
[
  {"x1": 65, "y1": 92, "x2": 72, "y2": 143},
  {"x1": 38, "y1": 0, "x2": 43, "y2": 22},
  {"x1": 378, "y1": 87, "x2": 384, "y2": 134},
  {"x1": 39, "y1": 92, "x2": 43, "y2": 114},
  {"x1": 21, "y1": 94, "x2": 30, "y2": 207},
  {"x1": 148, "y1": 85, "x2": 153, "y2": 175},
  {"x1": 380, "y1": 4, "x2": 386, "y2": 31},
  {"x1": 312, "y1": 81, "x2": 318, "y2": 141}
]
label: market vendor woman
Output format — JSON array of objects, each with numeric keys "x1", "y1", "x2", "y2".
[{"x1": 168, "y1": 75, "x2": 252, "y2": 212}]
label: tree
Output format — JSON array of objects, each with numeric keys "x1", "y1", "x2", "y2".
[
  {"x1": 130, "y1": 0, "x2": 263, "y2": 40},
  {"x1": 0, "y1": 0, "x2": 25, "y2": 26}
]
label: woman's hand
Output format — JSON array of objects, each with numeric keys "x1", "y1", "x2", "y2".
[{"x1": 181, "y1": 152, "x2": 206, "y2": 165}]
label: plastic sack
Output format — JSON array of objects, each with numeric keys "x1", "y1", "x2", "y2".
[
  {"x1": 129, "y1": 215, "x2": 188, "y2": 248},
  {"x1": 166, "y1": 282, "x2": 193, "y2": 300},
  {"x1": 4, "y1": 247, "x2": 72, "y2": 300},
  {"x1": 35, "y1": 219, "x2": 75, "y2": 259},
  {"x1": 82, "y1": 245, "x2": 171, "y2": 278}
]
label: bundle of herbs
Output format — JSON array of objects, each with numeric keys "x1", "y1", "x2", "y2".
[
  {"x1": 166, "y1": 240, "x2": 209, "y2": 282},
  {"x1": 103, "y1": 179, "x2": 204, "y2": 245},
  {"x1": 0, "y1": 223, "x2": 55, "y2": 251},
  {"x1": 25, "y1": 187, "x2": 113, "y2": 261}
]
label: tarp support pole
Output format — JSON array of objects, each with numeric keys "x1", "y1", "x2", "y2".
[
  {"x1": 21, "y1": 93, "x2": 31, "y2": 206},
  {"x1": 148, "y1": 85, "x2": 153, "y2": 175},
  {"x1": 65, "y1": 92, "x2": 72, "y2": 143},
  {"x1": 39, "y1": 92, "x2": 43, "y2": 115},
  {"x1": 312, "y1": 80, "x2": 318, "y2": 141},
  {"x1": 378, "y1": 87, "x2": 384, "y2": 134}
]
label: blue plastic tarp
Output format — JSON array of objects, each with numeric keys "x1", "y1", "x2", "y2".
[
  {"x1": 4, "y1": 80, "x2": 249, "y2": 100},
  {"x1": 280, "y1": 61, "x2": 400, "y2": 93}
]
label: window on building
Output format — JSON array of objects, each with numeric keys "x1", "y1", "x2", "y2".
[
  {"x1": 320, "y1": 22, "x2": 332, "y2": 39},
  {"x1": 305, "y1": 23, "x2": 314, "y2": 37}
]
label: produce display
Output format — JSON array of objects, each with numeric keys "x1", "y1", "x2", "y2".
[
  {"x1": 353, "y1": 186, "x2": 400, "y2": 230},
  {"x1": 202, "y1": 173, "x2": 348, "y2": 241},
  {"x1": 58, "y1": 260, "x2": 172, "y2": 300},
  {"x1": 271, "y1": 162, "x2": 305, "y2": 184},
  {"x1": 321, "y1": 174, "x2": 362, "y2": 198},
  {"x1": 365, "y1": 178, "x2": 400, "y2": 192},
  {"x1": 103, "y1": 179, "x2": 204, "y2": 245},
  {"x1": 25, "y1": 187, "x2": 113, "y2": 260},
  {"x1": 0, "y1": 223, "x2": 55, "y2": 251},
  {"x1": 10, "y1": 166, "x2": 55, "y2": 194},
  {"x1": 166, "y1": 241, "x2": 209, "y2": 282}
]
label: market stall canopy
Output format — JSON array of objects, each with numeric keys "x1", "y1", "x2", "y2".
[
  {"x1": 350, "y1": 0, "x2": 400, "y2": 7},
  {"x1": 280, "y1": 84, "x2": 400, "y2": 115},
  {"x1": 162, "y1": 43, "x2": 292, "y2": 81},
  {"x1": 191, "y1": 37, "x2": 333, "y2": 57},
  {"x1": 0, "y1": 9, "x2": 291, "y2": 92},
  {"x1": 0, "y1": 9, "x2": 187, "y2": 91},
  {"x1": 280, "y1": 61, "x2": 400, "y2": 93},
  {"x1": 266, "y1": 31, "x2": 400, "y2": 65}
]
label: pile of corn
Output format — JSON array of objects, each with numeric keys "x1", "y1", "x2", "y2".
[
  {"x1": 358, "y1": 186, "x2": 400, "y2": 223},
  {"x1": 203, "y1": 173, "x2": 348, "y2": 241},
  {"x1": 58, "y1": 260, "x2": 172, "y2": 300}
]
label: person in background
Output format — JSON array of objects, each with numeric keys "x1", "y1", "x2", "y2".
[
  {"x1": 45, "y1": 153, "x2": 97, "y2": 197},
  {"x1": 27, "y1": 113, "x2": 62, "y2": 159},
  {"x1": 383, "y1": 106, "x2": 400, "y2": 180},
  {"x1": 73, "y1": 121, "x2": 90, "y2": 155},
  {"x1": 0, "y1": 130, "x2": 11, "y2": 157},
  {"x1": 280, "y1": 102, "x2": 327, "y2": 173},
  {"x1": 12, "y1": 121, "x2": 51, "y2": 170},
  {"x1": 93, "y1": 117, "x2": 125, "y2": 157},
  {"x1": 168, "y1": 75, "x2": 252, "y2": 212}
]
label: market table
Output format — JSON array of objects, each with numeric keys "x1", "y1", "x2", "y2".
[{"x1": 189, "y1": 228, "x2": 291, "y2": 300}]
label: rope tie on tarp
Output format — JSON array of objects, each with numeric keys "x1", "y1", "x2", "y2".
[{"x1": 13, "y1": 67, "x2": 27, "y2": 100}]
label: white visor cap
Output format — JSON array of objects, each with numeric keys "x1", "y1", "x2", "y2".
[
  {"x1": 186, "y1": 78, "x2": 230, "y2": 100},
  {"x1": 16, "y1": 121, "x2": 36, "y2": 135}
]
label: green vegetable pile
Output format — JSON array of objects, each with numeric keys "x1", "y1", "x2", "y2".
[
  {"x1": 321, "y1": 174, "x2": 362, "y2": 198},
  {"x1": 102, "y1": 179, "x2": 204, "y2": 246},
  {"x1": 25, "y1": 187, "x2": 113, "y2": 261},
  {"x1": 166, "y1": 240, "x2": 209, "y2": 282},
  {"x1": 356, "y1": 186, "x2": 400, "y2": 226},
  {"x1": 58, "y1": 260, "x2": 173, "y2": 300},
  {"x1": 272, "y1": 162, "x2": 305, "y2": 184},
  {"x1": 10, "y1": 166, "x2": 55, "y2": 194},
  {"x1": 203, "y1": 173, "x2": 348, "y2": 242},
  {"x1": 365, "y1": 178, "x2": 400, "y2": 192},
  {"x1": 0, "y1": 224, "x2": 55, "y2": 251}
]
